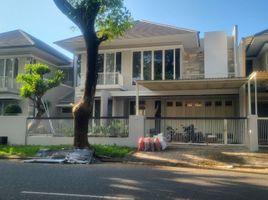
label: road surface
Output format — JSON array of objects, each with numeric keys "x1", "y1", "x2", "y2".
[{"x1": 0, "y1": 160, "x2": 268, "y2": 200}]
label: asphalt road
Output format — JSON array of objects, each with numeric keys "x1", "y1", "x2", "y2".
[{"x1": 0, "y1": 160, "x2": 268, "y2": 200}]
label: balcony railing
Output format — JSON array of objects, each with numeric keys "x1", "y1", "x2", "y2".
[
  {"x1": 97, "y1": 72, "x2": 123, "y2": 86},
  {"x1": 0, "y1": 76, "x2": 19, "y2": 91}
]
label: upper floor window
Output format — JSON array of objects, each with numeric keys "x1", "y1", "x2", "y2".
[
  {"x1": 132, "y1": 47, "x2": 181, "y2": 84},
  {"x1": 0, "y1": 58, "x2": 19, "y2": 79},
  {"x1": 97, "y1": 52, "x2": 122, "y2": 74}
]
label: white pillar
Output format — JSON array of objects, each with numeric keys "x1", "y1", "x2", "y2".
[
  {"x1": 136, "y1": 82, "x2": 139, "y2": 116},
  {"x1": 247, "y1": 80, "x2": 251, "y2": 115},
  {"x1": 128, "y1": 115, "x2": 145, "y2": 147},
  {"x1": 100, "y1": 90, "x2": 110, "y2": 117},
  {"x1": 254, "y1": 75, "x2": 258, "y2": 115},
  {"x1": 247, "y1": 115, "x2": 259, "y2": 151},
  {"x1": 224, "y1": 119, "x2": 228, "y2": 145}
]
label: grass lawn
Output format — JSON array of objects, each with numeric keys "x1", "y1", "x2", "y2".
[{"x1": 0, "y1": 144, "x2": 133, "y2": 158}]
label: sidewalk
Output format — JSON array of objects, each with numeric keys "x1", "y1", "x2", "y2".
[{"x1": 123, "y1": 144, "x2": 268, "y2": 170}]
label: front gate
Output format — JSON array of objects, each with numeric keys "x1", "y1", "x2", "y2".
[
  {"x1": 258, "y1": 118, "x2": 268, "y2": 146},
  {"x1": 145, "y1": 117, "x2": 246, "y2": 144}
]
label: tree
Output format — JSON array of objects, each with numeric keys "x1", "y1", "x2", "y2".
[
  {"x1": 16, "y1": 63, "x2": 64, "y2": 118},
  {"x1": 54, "y1": 0, "x2": 133, "y2": 148}
]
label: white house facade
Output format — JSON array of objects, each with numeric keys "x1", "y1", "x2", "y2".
[{"x1": 56, "y1": 21, "x2": 247, "y2": 119}]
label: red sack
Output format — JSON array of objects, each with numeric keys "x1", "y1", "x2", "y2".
[
  {"x1": 144, "y1": 137, "x2": 151, "y2": 151},
  {"x1": 154, "y1": 137, "x2": 161, "y2": 151},
  {"x1": 138, "y1": 137, "x2": 144, "y2": 151}
]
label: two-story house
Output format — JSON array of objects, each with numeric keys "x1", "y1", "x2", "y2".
[
  {"x1": 56, "y1": 20, "x2": 246, "y2": 118},
  {"x1": 0, "y1": 30, "x2": 74, "y2": 117}
]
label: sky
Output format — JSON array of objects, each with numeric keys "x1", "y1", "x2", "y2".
[{"x1": 0, "y1": 0, "x2": 268, "y2": 58}]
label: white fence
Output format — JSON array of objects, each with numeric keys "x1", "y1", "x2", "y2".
[{"x1": 145, "y1": 117, "x2": 247, "y2": 144}]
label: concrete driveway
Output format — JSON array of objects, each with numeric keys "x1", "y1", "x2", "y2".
[{"x1": 124, "y1": 144, "x2": 268, "y2": 169}]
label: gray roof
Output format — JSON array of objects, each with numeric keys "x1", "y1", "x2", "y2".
[
  {"x1": 55, "y1": 20, "x2": 199, "y2": 52},
  {"x1": 245, "y1": 29, "x2": 268, "y2": 57},
  {"x1": 0, "y1": 30, "x2": 71, "y2": 65},
  {"x1": 120, "y1": 20, "x2": 197, "y2": 39}
]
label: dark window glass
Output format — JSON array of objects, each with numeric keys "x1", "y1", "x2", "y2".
[
  {"x1": 167, "y1": 101, "x2": 173, "y2": 107},
  {"x1": 61, "y1": 107, "x2": 72, "y2": 113},
  {"x1": 154, "y1": 50, "x2": 162, "y2": 80},
  {"x1": 94, "y1": 100, "x2": 100, "y2": 117},
  {"x1": 165, "y1": 49, "x2": 174, "y2": 80},
  {"x1": 97, "y1": 54, "x2": 104, "y2": 73},
  {"x1": 205, "y1": 101, "x2": 212, "y2": 107},
  {"x1": 108, "y1": 99, "x2": 113, "y2": 117},
  {"x1": 132, "y1": 52, "x2": 141, "y2": 84},
  {"x1": 215, "y1": 101, "x2": 222, "y2": 107},
  {"x1": 246, "y1": 59, "x2": 253, "y2": 76},
  {"x1": 116, "y1": 52, "x2": 122, "y2": 73},
  {"x1": 225, "y1": 101, "x2": 233, "y2": 106},
  {"x1": 130, "y1": 101, "x2": 135, "y2": 115},
  {"x1": 13, "y1": 58, "x2": 18, "y2": 78},
  {"x1": 175, "y1": 49, "x2": 180, "y2": 79},
  {"x1": 0, "y1": 59, "x2": 4, "y2": 76},
  {"x1": 176, "y1": 102, "x2": 182, "y2": 107},
  {"x1": 143, "y1": 51, "x2": 152, "y2": 80}
]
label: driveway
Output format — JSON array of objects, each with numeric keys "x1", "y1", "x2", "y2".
[
  {"x1": 1, "y1": 160, "x2": 268, "y2": 199},
  {"x1": 124, "y1": 144, "x2": 268, "y2": 169}
]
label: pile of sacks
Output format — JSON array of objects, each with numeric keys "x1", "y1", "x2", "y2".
[{"x1": 138, "y1": 133, "x2": 168, "y2": 151}]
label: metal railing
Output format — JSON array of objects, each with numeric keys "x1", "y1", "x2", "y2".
[
  {"x1": 0, "y1": 76, "x2": 19, "y2": 90},
  {"x1": 145, "y1": 117, "x2": 246, "y2": 144},
  {"x1": 258, "y1": 118, "x2": 268, "y2": 145},
  {"x1": 97, "y1": 72, "x2": 123, "y2": 85},
  {"x1": 26, "y1": 117, "x2": 129, "y2": 138}
]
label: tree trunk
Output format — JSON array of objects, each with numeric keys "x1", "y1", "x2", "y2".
[{"x1": 73, "y1": 31, "x2": 99, "y2": 149}]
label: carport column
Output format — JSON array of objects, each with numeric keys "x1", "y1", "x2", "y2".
[
  {"x1": 254, "y1": 75, "x2": 258, "y2": 115},
  {"x1": 247, "y1": 80, "x2": 251, "y2": 115},
  {"x1": 224, "y1": 119, "x2": 228, "y2": 145},
  {"x1": 136, "y1": 82, "x2": 139, "y2": 116},
  {"x1": 128, "y1": 115, "x2": 145, "y2": 147},
  {"x1": 247, "y1": 115, "x2": 258, "y2": 152},
  {"x1": 100, "y1": 90, "x2": 110, "y2": 125}
]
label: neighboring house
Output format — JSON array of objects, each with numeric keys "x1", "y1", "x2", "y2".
[
  {"x1": 241, "y1": 30, "x2": 268, "y2": 117},
  {"x1": 0, "y1": 30, "x2": 74, "y2": 117},
  {"x1": 56, "y1": 21, "x2": 245, "y2": 119}
]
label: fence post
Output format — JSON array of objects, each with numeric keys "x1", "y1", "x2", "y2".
[
  {"x1": 224, "y1": 119, "x2": 228, "y2": 144},
  {"x1": 247, "y1": 115, "x2": 258, "y2": 151}
]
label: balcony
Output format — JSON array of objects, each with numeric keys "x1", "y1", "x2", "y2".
[
  {"x1": 0, "y1": 76, "x2": 19, "y2": 92},
  {"x1": 96, "y1": 72, "x2": 124, "y2": 90}
]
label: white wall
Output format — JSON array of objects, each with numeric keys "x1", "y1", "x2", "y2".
[
  {"x1": 204, "y1": 32, "x2": 228, "y2": 78},
  {"x1": 0, "y1": 116, "x2": 27, "y2": 145},
  {"x1": 27, "y1": 115, "x2": 145, "y2": 147}
]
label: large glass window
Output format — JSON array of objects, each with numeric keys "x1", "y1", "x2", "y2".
[
  {"x1": 97, "y1": 54, "x2": 104, "y2": 73},
  {"x1": 165, "y1": 49, "x2": 174, "y2": 80},
  {"x1": 105, "y1": 53, "x2": 115, "y2": 84},
  {"x1": 143, "y1": 51, "x2": 152, "y2": 80},
  {"x1": 131, "y1": 47, "x2": 181, "y2": 84},
  {"x1": 132, "y1": 52, "x2": 141, "y2": 84},
  {"x1": 175, "y1": 48, "x2": 180, "y2": 79},
  {"x1": 154, "y1": 50, "x2": 162, "y2": 80}
]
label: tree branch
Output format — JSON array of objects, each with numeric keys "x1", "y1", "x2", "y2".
[
  {"x1": 53, "y1": 0, "x2": 81, "y2": 26},
  {"x1": 98, "y1": 34, "x2": 108, "y2": 44}
]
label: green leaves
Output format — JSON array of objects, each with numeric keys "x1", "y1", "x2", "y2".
[{"x1": 16, "y1": 63, "x2": 64, "y2": 99}]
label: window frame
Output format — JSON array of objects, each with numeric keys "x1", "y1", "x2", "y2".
[{"x1": 130, "y1": 45, "x2": 183, "y2": 85}]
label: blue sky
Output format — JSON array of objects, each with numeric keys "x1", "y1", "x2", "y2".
[{"x1": 0, "y1": 0, "x2": 268, "y2": 58}]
